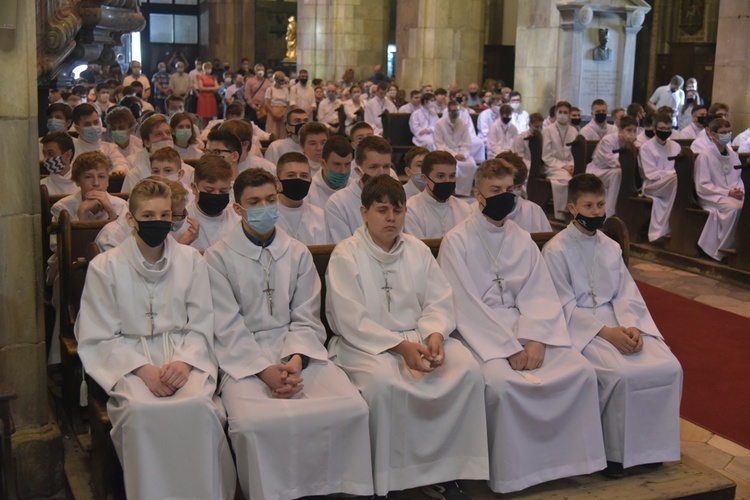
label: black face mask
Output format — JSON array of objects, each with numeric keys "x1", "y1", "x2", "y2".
[
  {"x1": 224, "y1": 65, "x2": 230, "y2": 71},
  {"x1": 469, "y1": 91, "x2": 477, "y2": 97},
  {"x1": 428, "y1": 179, "x2": 456, "y2": 202},
  {"x1": 571, "y1": 118, "x2": 582, "y2": 126},
  {"x1": 655, "y1": 130, "x2": 672, "y2": 141},
  {"x1": 697, "y1": 116, "x2": 707, "y2": 126},
  {"x1": 480, "y1": 192, "x2": 516, "y2": 221},
  {"x1": 288, "y1": 122, "x2": 306, "y2": 137},
  {"x1": 686, "y1": 98, "x2": 695, "y2": 105},
  {"x1": 574, "y1": 212, "x2": 606, "y2": 232},
  {"x1": 594, "y1": 112, "x2": 608, "y2": 124},
  {"x1": 197, "y1": 191, "x2": 230, "y2": 216},
  {"x1": 280, "y1": 178, "x2": 311, "y2": 201},
  {"x1": 299, "y1": 78, "x2": 308, "y2": 85},
  {"x1": 135, "y1": 220, "x2": 172, "y2": 247},
  {"x1": 645, "y1": 129, "x2": 655, "y2": 138},
  {"x1": 501, "y1": 116, "x2": 511, "y2": 124}
]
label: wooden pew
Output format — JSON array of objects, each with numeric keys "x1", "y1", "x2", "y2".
[
  {"x1": 724, "y1": 153, "x2": 750, "y2": 270},
  {"x1": 614, "y1": 142, "x2": 653, "y2": 243},
  {"x1": 570, "y1": 135, "x2": 598, "y2": 176},
  {"x1": 525, "y1": 129, "x2": 552, "y2": 209},
  {"x1": 56, "y1": 211, "x2": 110, "y2": 433},
  {"x1": 0, "y1": 382, "x2": 18, "y2": 500},
  {"x1": 381, "y1": 111, "x2": 414, "y2": 174},
  {"x1": 673, "y1": 138, "x2": 694, "y2": 149},
  {"x1": 664, "y1": 147, "x2": 708, "y2": 257}
]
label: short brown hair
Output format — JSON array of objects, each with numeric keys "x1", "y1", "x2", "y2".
[
  {"x1": 72, "y1": 151, "x2": 111, "y2": 182},
  {"x1": 422, "y1": 150, "x2": 456, "y2": 178},
  {"x1": 105, "y1": 107, "x2": 136, "y2": 128},
  {"x1": 41, "y1": 132, "x2": 75, "y2": 156},
  {"x1": 404, "y1": 147, "x2": 429, "y2": 170},
  {"x1": 495, "y1": 151, "x2": 527, "y2": 186},
  {"x1": 129, "y1": 178, "x2": 172, "y2": 215},
  {"x1": 568, "y1": 173, "x2": 605, "y2": 203},
  {"x1": 219, "y1": 118, "x2": 253, "y2": 148},
  {"x1": 140, "y1": 114, "x2": 169, "y2": 142},
  {"x1": 361, "y1": 174, "x2": 405, "y2": 209},
  {"x1": 355, "y1": 135, "x2": 392, "y2": 165},
  {"x1": 475, "y1": 158, "x2": 516, "y2": 187},
  {"x1": 149, "y1": 146, "x2": 182, "y2": 166},
  {"x1": 234, "y1": 168, "x2": 277, "y2": 202},
  {"x1": 654, "y1": 113, "x2": 673, "y2": 127},
  {"x1": 299, "y1": 122, "x2": 329, "y2": 146},
  {"x1": 194, "y1": 154, "x2": 233, "y2": 184},
  {"x1": 349, "y1": 122, "x2": 373, "y2": 138},
  {"x1": 169, "y1": 112, "x2": 198, "y2": 144},
  {"x1": 322, "y1": 135, "x2": 352, "y2": 160},
  {"x1": 144, "y1": 175, "x2": 188, "y2": 209},
  {"x1": 277, "y1": 152, "x2": 310, "y2": 177},
  {"x1": 555, "y1": 101, "x2": 572, "y2": 113}
]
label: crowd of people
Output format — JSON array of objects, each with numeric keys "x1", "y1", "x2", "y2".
[{"x1": 40, "y1": 57, "x2": 748, "y2": 500}]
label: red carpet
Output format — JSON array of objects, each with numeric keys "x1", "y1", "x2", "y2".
[{"x1": 637, "y1": 280, "x2": 750, "y2": 449}]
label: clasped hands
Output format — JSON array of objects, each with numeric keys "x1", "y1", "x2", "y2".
[
  {"x1": 599, "y1": 326, "x2": 643, "y2": 355},
  {"x1": 134, "y1": 361, "x2": 192, "y2": 397},
  {"x1": 259, "y1": 354, "x2": 305, "y2": 399},
  {"x1": 508, "y1": 340, "x2": 546, "y2": 371},
  {"x1": 391, "y1": 332, "x2": 445, "y2": 373}
]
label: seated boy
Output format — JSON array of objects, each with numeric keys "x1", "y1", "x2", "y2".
[
  {"x1": 404, "y1": 150, "x2": 471, "y2": 238},
  {"x1": 205, "y1": 128, "x2": 243, "y2": 180},
  {"x1": 326, "y1": 175, "x2": 489, "y2": 498},
  {"x1": 41, "y1": 132, "x2": 78, "y2": 195},
  {"x1": 264, "y1": 108, "x2": 308, "y2": 165},
  {"x1": 71, "y1": 103, "x2": 130, "y2": 175},
  {"x1": 276, "y1": 151, "x2": 328, "y2": 244},
  {"x1": 206, "y1": 169, "x2": 372, "y2": 500},
  {"x1": 149, "y1": 146, "x2": 193, "y2": 198},
  {"x1": 437, "y1": 158, "x2": 606, "y2": 493},
  {"x1": 542, "y1": 173, "x2": 682, "y2": 476},
  {"x1": 40, "y1": 103, "x2": 73, "y2": 160},
  {"x1": 510, "y1": 112, "x2": 544, "y2": 172},
  {"x1": 186, "y1": 154, "x2": 240, "y2": 252},
  {"x1": 217, "y1": 118, "x2": 276, "y2": 174},
  {"x1": 104, "y1": 106, "x2": 143, "y2": 161},
  {"x1": 495, "y1": 151, "x2": 552, "y2": 232},
  {"x1": 403, "y1": 146, "x2": 428, "y2": 200},
  {"x1": 694, "y1": 117, "x2": 744, "y2": 261},
  {"x1": 300, "y1": 121, "x2": 330, "y2": 175},
  {"x1": 95, "y1": 177, "x2": 195, "y2": 251},
  {"x1": 51, "y1": 151, "x2": 127, "y2": 221},
  {"x1": 308, "y1": 135, "x2": 354, "y2": 209},
  {"x1": 580, "y1": 99, "x2": 618, "y2": 140},
  {"x1": 325, "y1": 135, "x2": 393, "y2": 243},
  {"x1": 76, "y1": 178, "x2": 236, "y2": 499},
  {"x1": 585, "y1": 115, "x2": 639, "y2": 218},
  {"x1": 638, "y1": 113, "x2": 680, "y2": 241},
  {"x1": 348, "y1": 122, "x2": 400, "y2": 182},
  {"x1": 542, "y1": 101, "x2": 578, "y2": 220}
]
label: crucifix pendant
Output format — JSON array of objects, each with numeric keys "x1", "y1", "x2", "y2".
[
  {"x1": 263, "y1": 278, "x2": 274, "y2": 315},
  {"x1": 590, "y1": 288, "x2": 598, "y2": 310},
  {"x1": 382, "y1": 275, "x2": 392, "y2": 312},
  {"x1": 145, "y1": 301, "x2": 157, "y2": 338},
  {"x1": 493, "y1": 273, "x2": 505, "y2": 305}
]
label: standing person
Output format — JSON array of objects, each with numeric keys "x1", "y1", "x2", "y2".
[
  {"x1": 151, "y1": 61, "x2": 170, "y2": 113},
  {"x1": 197, "y1": 62, "x2": 220, "y2": 128},
  {"x1": 542, "y1": 173, "x2": 682, "y2": 478},
  {"x1": 364, "y1": 81, "x2": 396, "y2": 136},
  {"x1": 75, "y1": 178, "x2": 236, "y2": 499},
  {"x1": 434, "y1": 101, "x2": 478, "y2": 197},
  {"x1": 244, "y1": 63, "x2": 271, "y2": 127},
  {"x1": 344, "y1": 85, "x2": 366, "y2": 135},
  {"x1": 264, "y1": 71, "x2": 291, "y2": 140},
  {"x1": 508, "y1": 92, "x2": 530, "y2": 133},
  {"x1": 122, "y1": 60, "x2": 151, "y2": 100},
  {"x1": 326, "y1": 175, "x2": 489, "y2": 499},
  {"x1": 188, "y1": 57, "x2": 204, "y2": 114},
  {"x1": 542, "y1": 101, "x2": 578, "y2": 220},
  {"x1": 290, "y1": 68, "x2": 316, "y2": 116},
  {"x1": 647, "y1": 75, "x2": 685, "y2": 128},
  {"x1": 168, "y1": 61, "x2": 191, "y2": 102}
]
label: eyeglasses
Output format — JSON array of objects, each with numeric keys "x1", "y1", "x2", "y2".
[
  {"x1": 172, "y1": 212, "x2": 187, "y2": 222},
  {"x1": 208, "y1": 149, "x2": 232, "y2": 156}
]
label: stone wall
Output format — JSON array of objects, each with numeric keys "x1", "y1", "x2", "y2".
[{"x1": 713, "y1": 1, "x2": 750, "y2": 134}]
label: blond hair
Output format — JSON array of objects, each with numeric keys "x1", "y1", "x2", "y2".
[{"x1": 129, "y1": 178, "x2": 172, "y2": 215}]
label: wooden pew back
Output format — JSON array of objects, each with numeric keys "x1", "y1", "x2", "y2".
[
  {"x1": 570, "y1": 136, "x2": 598, "y2": 176},
  {"x1": 727, "y1": 153, "x2": 750, "y2": 270},
  {"x1": 526, "y1": 129, "x2": 552, "y2": 209},
  {"x1": 664, "y1": 147, "x2": 707, "y2": 257},
  {"x1": 382, "y1": 112, "x2": 415, "y2": 173},
  {"x1": 615, "y1": 142, "x2": 653, "y2": 243}
]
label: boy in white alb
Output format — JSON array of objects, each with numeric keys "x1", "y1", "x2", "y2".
[
  {"x1": 438, "y1": 158, "x2": 606, "y2": 493},
  {"x1": 495, "y1": 151, "x2": 552, "y2": 232},
  {"x1": 403, "y1": 146, "x2": 429, "y2": 200},
  {"x1": 542, "y1": 101, "x2": 579, "y2": 220},
  {"x1": 326, "y1": 175, "x2": 489, "y2": 498},
  {"x1": 307, "y1": 135, "x2": 354, "y2": 209},
  {"x1": 40, "y1": 132, "x2": 78, "y2": 195},
  {"x1": 404, "y1": 150, "x2": 471, "y2": 238},
  {"x1": 206, "y1": 169, "x2": 373, "y2": 500},
  {"x1": 75, "y1": 179, "x2": 235, "y2": 499},
  {"x1": 187, "y1": 155, "x2": 240, "y2": 252},
  {"x1": 542, "y1": 173, "x2": 682, "y2": 477},
  {"x1": 275, "y1": 152, "x2": 328, "y2": 244}
]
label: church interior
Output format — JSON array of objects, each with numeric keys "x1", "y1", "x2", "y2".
[{"x1": 1, "y1": 0, "x2": 750, "y2": 498}]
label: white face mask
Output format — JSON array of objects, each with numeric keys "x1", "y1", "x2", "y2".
[
  {"x1": 150, "y1": 139, "x2": 174, "y2": 151},
  {"x1": 510, "y1": 101, "x2": 521, "y2": 111},
  {"x1": 556, "y1": 113, "x2": 569, "y2": 125}
]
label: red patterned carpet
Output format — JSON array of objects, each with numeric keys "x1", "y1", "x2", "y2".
[{"x1": 638, "y1": 280, "x2": 750, "y2": 449}]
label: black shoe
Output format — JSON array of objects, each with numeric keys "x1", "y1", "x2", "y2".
[
  {"x1": 601, "y1": 461, "x2": 625, "y2": 479},
  {"x1": 422, "y1": 481, "x2": 473, "y2": 500},
  {"x1": 643, "y1": 462, "x2": 663, "y2": 469}
]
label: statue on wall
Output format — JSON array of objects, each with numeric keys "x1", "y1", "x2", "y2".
[
  {"x1": 284, "y1": 15, "x2": 297, "y2": 61},
  {"x1": 593, "y1": 28, "x2": 612, "y2": 61}
]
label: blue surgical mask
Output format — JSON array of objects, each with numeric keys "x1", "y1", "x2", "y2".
[
  {"x1": 327, "y1": 169, "x2": 350, "y2": 189},
  {"x1": 244, "y1": 204, "x2": 279, "y2": 234},
  {"x1": 413, "y1": 172, "x2": 425, "y2": 189},
  {"x1": 111, "y1": 130, "x2": 129, "y2": 146},
  {"x1": 47, "y1": 118, "x2": 66, "y2": 133},
  {"x1": 82, "y1": 125, "x2": 102, "y2": 143},
  {"x1": 718, "y1": 132, "x2": 732, "y2": 145}
]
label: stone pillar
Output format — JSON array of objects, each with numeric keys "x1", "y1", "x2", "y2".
[
  {"x1": 201, "y1": 0, "x2": 256, "y2": 66},
  {"x1": 713, "y1": 0, "x2": 750, "y2": 134},
  {"x1": 2, "y1": 1, "x2": 64, "y2": 497},
  {"x1": 395, "y1": 0, "x2": 485, "y2": 92},
  {"x1": 297, "y1": 0, "x2": 389, "y2": 84},
  {"x1": 513, "y1": 1, "x2": 561, "y2": 118}
]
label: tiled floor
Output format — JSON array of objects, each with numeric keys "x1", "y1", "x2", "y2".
[{"x1": 631, "y1": 257, "x2": 750, "y2": 500}]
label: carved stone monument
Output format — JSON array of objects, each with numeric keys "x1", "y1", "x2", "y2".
[{"x1": 556, "y1": 1, "x2": 651, "y2": 113}]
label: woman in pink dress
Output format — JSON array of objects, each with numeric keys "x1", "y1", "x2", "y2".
[{"x1": 197, "y1": 62, "x2": 219, "y2": 127}]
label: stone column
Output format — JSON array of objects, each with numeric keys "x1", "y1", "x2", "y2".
[
  {"x1": 713, "y1": 0, "x2": 750, "y2": 134},
  {"x1": 201, "y1": 0, "x2": 256, "y2": 66},
  {"x1": 297, "y1": 0, "x2": 389, "y2": 84},
  {"x1": 395, "y1": 0, "x2": 485, "y2": 92},
  {"x1": 513, "y1": 1, "x2": 561, "y2": 118},
  {"x1": 2, "y1": 1, "x2": 64, "y2": 497}
]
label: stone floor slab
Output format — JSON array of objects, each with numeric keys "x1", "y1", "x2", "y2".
[
  {"x1": 726, "y1": 456, "x2": 750, "y2": 484},
  {"x1": 682, "y1": 418, "x2": 714, "y2": 442},
  {"x1": 682, "y1": 441, "x2": 734, "y2": 470}
]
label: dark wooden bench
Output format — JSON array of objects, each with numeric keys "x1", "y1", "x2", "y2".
[
  {"x1": 381, "y1": 111, "x2": 414, "y2": 174},
  {"x1": 614, "y1": 142, "x2": 653, "y2": 243},
  {"x1": 664, "y1": 147, "x2": 709, "y2": 257},
  {"x1": 724, "y1": 153, "x2": 750, "y2": 270},
  {"x1": 0, "y1": 382, "x2": 18, "y2": 500},
  {"x1": 570, "y1": 136, "x2": 599, "y2": 177},
  {"x1": 673, "y1": 138, "x2": 694, "y2": 149},
  {"x1": 525, "y1": 129, "x2": 552, "y2": 209}
]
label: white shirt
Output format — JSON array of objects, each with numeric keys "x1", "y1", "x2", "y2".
[
  {"x1": 186, "y1": 200, "x2": 240, "y2": 252},
  {"x1": 307, "y1": 169, "x2": 353, "y2": 209},
  {"x1": 364, "y1": 97, "x2": 397, "y2": 135},
  {"x1": 41, "y1": 170, "x2": 78, "y2": 196},
  {"x1": 476, "y1": 108, "x2": 499, "y2": 142},
  {"x1": 238, "y1": 153, "x2": 276, "y2": 175},
  {"x1": 72, "y1": 137, "x2": 131, "y2": 174},
  {"x1": 264, "y1": 137, "x2": 302, "y2": 165},
  {"x1": 264, "y1": 86, "x2": 290, "y2": 107},
  {"x1": 317, "y1": 98, "x2": 342, "y2": 125},
  {"x1": 51, "y1": 190, "x2": 127, "y2": 221},
  {"x1": 506, "y1": 197, "x2": 552, "y2": 233},
  {"x1": 510, "y1": 109, "x2": 530, "y2": 133},
  {"x1": 487, "y1": 120, "x2": 519, "y2": 157},
  {"x1": 434, "y1": 116, "x2": 472, "y2": 157},
  {"x1": 580, "y1": 121, "x2": 617, "y2": 141},
  {"x1": 404, "y1": 191, "x2": 471, "y2": 238},
  {"x1": 398, "y1": 102, "x2": 419, "y2": 114},
  {"x1": 290, "y1": 83, "x2": 316, "y2": 114},
  {"x1": 277, "y1": 201, "x2": 328, "y2": 245},
  {"x1": 324, "y1": 181, "x2": 363, "y2": 243}
]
